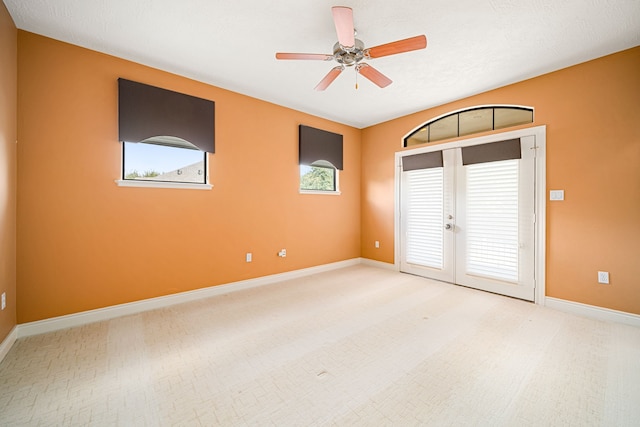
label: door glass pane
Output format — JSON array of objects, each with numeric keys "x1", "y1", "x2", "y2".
[
  {"x1": 465, "y1": 159, "x2": 519, "y2": 281},
  {"x1": 405, "y1": 168, "x2": 444, "y2": 268}
]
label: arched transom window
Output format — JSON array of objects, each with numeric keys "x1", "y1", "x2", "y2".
[{"x1": 404, "y1": 106, "x2": 533, "y2": 147}]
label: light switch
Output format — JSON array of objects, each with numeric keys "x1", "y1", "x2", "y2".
[
  {"x1": 598, "y1": 271, "x2": 610, "y2": 284},
  {"x1": 550, "y1": 190, "x2": 564, "y2": 201}
]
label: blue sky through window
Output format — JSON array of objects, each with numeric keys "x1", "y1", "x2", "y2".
[
  {"x1": 124, "y1": 142, "x2": 204, "y2": 175},
  {"x1": 299, "y1": 165, "x2": 312, "y2": 176}
]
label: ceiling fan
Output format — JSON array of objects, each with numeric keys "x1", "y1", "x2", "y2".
[{"x1": 275, "y1": 6, "x2": 427, "y2": 91}]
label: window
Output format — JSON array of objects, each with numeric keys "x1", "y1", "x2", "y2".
[
  {"x1": 117, "y1": 78, "x2": 214, "y2": 189},
  {"x1": 123, "y1": 139, "x2": 207, "y2": 184},
  {"x1": 404, "y1": 106, "x2": 533, "y2": 147},
  {"x1": 300, "y1": 161, "x2": 337, "y2": 192},
  {"x1": 298, "y1": 125, "x2": 343, "y2": 194}
]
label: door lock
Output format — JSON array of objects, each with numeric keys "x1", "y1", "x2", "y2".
[{"x1": 445, "y1": 223, "x2": 453, "y2": 230}]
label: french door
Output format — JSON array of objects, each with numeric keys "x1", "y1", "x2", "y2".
[{"x1": 400, "y1": 135, "x2": 537, "y2": 301}]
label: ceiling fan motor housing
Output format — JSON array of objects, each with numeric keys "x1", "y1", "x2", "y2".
[{"x1": 333, "y1": 39, "x2": 365, "y2": 66}]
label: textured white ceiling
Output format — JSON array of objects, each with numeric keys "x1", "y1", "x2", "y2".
[{"x1": 4, "y1": 0, "x2": 640, "y2": 128}]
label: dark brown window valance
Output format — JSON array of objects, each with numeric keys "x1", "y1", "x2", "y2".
[
  {"x1": 118, "y1": 78, "x2": 215, "y2": 153},
  {"x1": 461, "y1": 138, "x2": 521, "y2": 165},
  {"x1": 299, "y1": 125, "x2": 343, "y2": 170},
  {"x1": 402, "y1": 151, "x2": 443, "y2": 171}
]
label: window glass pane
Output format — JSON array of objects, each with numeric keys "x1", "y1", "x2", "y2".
[
  {"x1": 494, "y1": 108, "x2": 533, "y2": 129},
  {"x1": 403, "y1": 106, "x2": 533, "y2": 147},
  {"x1": 429, "y1": 115, "x2": 458, "y2": 142},
  {"x1": 300, "y1": 165, "x2": 336, "y2": 191},
  {"x1": 459, "y1": 108, "x2": 493, "y2": 136},
  {"x1": 406, "y1": 127, "x2": 429, "y2": 146},
  {"x1": 124, "y1": 142, "x2": 206, "y2": 184}
]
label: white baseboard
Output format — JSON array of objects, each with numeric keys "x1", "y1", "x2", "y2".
[
  {"x1": 15, "y1": 261, "x2": 637, "y2": 360},
  {"x1": 545, "y1": 297, "x2": 640, "y2": 328},
  {"x1": 17, "y1": 258, "x2": 361, "y2": 338},
  {"x1": 0, "y1": 326, "x2": 17, "y2": 364},
  {"x1": 360, "y1": 258, "x2": 397, "y2": 271}
]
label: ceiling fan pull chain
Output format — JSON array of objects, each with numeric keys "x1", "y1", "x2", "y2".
[{"x1": 355, "y1": 69, "x2": 359, "y2": 90}]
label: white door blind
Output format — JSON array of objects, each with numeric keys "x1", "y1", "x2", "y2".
[
  {"x1": 465, "y1": 159, "x2": 519, "y2": 281},
  {"x1": 405, "y1": 168, "x2": 444, "y2": 268}
]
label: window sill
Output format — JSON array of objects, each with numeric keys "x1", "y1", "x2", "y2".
[
  {"x1": 299, "y1": 189, "x2": 341, "y2": 196},
  {"x1": 115, "y1": 180, "x2": 213, "y2": 190}
]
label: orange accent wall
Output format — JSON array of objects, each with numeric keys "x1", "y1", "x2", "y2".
[
  {"x1": 361, "y1": 46, "x2": 640, "y2": 315},
  {"x1": 16, "y1": 31, "x2": 361, "y2": 323},
  {"x1": 13, "y1": 27, "x2": 640, "y2": 323},
  {"x1": 0, "y1": 2, "x2": 18, "y2": 341}
]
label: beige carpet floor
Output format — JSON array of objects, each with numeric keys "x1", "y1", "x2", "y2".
[{"x1": 1, "y1": 265, "x2": 639, "y2": 426}]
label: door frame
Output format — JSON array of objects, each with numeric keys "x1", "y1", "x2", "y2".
[{"x1": 394, "y1": 125, "x2": 547, "y2": 305}]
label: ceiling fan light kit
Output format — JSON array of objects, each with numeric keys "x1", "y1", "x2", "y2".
[{"x1": 276, "y1": 6, "x2": 427, "y2": 91}]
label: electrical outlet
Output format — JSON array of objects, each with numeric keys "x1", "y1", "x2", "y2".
[
  {"x1": 597, "y1": 271, "x2": 610, "y2": 284},
  {"x1": 278, "y1": 249, "x2": 287, "y2": 257},
  {"x1": 375, "y1": 241, "x2": 380, "y2": 248},
  {"x1": 246, "y1": 252, "x2": 252, "y2": 263},
  {"x1": 1, "y1": 292, "x2": 5, "y2": 310},
  {"x1": 550, "y1": 190, "x2": 564, "y2": 201}
]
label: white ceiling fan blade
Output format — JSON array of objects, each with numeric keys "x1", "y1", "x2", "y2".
[
  {"x1": 332, "y1": 6, "x2": 355, "y2": 48},
  {"x1": 314, "y1": 66, "x2": 343, "y2": 91},
  {"x1": 356, "y1": 63, "x2": 392, "y2": 88}
]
